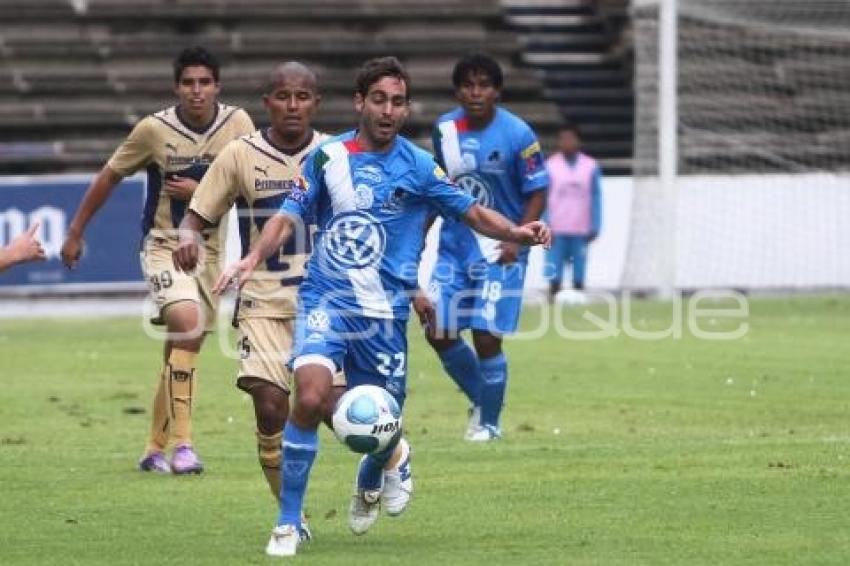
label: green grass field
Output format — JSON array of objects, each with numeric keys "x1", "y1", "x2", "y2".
[{"x1": 1, "y1": 295, "x2": 849, "y2": 565}]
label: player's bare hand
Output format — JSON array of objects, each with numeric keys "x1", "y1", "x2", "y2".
[
  {"x1": 10, "y1": 222, "x2": 47, "y2": 265},
  {"x1": 497, "y1": 241, "x2": 520, "y2": 265},
  {"x1": 510, "y1": 221, "x2": 551, "y2": 248},
  {"x1": 163, "y1": 175, "x2": 198, "y2": 202},
  {"x1": 60, "y1": 227, "x2": 84, "y2": 269},
  {"x1": 412, "y1": 288, "x2": 436, "y2": 336},
  {"x1": 173, "y1": 230, "x2": 202, "y2": 272},
  {"x1": 213, "y1": 255, "x2": 258, "y2": 295}
]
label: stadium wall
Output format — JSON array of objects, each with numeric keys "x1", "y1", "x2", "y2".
[{"x1": 2, "y1": 173, "x2": 848, "y2": 296}]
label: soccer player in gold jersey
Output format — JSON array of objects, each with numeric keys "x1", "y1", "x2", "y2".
[
  {"x1": 60, "y1": 47, "x2": 255, "y2": 474},
  {"x1": 173, "y1": 63, "x2": 344, "y2": 531}
]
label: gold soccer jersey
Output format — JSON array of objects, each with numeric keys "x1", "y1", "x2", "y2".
[
  {"x1": 189, "y1": 129, "x2": 328, "y2": 320},
  {"x1": 107, "y1": 102, "x2": 255, "y2": 259}
]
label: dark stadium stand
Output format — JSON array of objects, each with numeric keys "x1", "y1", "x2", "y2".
[
  {"x1": 0, "y1": 0, "x2": 638, "y2": 175},
  {"x1": 503, "y1": 0, "x2": 633, "y2": 174}
]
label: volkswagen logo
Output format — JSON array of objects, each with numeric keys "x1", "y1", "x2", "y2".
[
  {"x1": 306, "y1": 309, "x2": 331, "y2": 332},
  {"x1": 321, "y1": 211, "x2": 386, "y2": 269},
  {"x1": 455, "y1": 174, "x2": 493, "y2": 208}
]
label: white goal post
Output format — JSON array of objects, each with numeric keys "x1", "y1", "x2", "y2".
[{"x1": 623, "y1": 0, "x2": 850, "y2": 293}]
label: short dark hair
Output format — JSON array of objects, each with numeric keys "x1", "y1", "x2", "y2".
[
  {"x1": 559, "y1": 121, "x2": 582, "y2": 137},
  {"x1": 451, "y1": 52, "x2": 503, "y2": 89},
  {"x1": 355, "y1": 56, "x2": 411, "y2": 100},
  {"x1": 173, "y1": 46, "x2": 220, "y2": 84}
]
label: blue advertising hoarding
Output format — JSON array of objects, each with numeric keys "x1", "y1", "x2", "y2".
[{"x1": 0, "y1": 174, "x2": 146, "y2": 292}]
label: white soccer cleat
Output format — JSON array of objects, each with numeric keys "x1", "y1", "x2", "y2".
[
  {"x1": 555, "y1": 289, "x2": 588, "y2": 306},
  {"x1": 266, "y1": 524, "x2": 299, "y2": 557},
  {"x1": 349, "y1": 454, "x2": 382, "y2": 535},
  {"x1": 349, "y1": 488, "x2": 381, "y2": 535},
  {"x1": 466, "y1": 424, "x2": 502, "y2": 443},
  {"x1": 464, "y1": 406, "x2": 482, "y2": 440},
  {"x1": 382, "y1": 438, "x2": 413, "y2": 516}
]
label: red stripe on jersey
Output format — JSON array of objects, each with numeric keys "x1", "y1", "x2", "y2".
[
  {"x1": 454, "y1": 117, "x2": 469, "y2": 133},
  {"x1": 343, "y1": 138, "x2": 364, "y2": 153}
]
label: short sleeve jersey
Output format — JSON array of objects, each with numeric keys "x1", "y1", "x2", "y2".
[
  {"x1": 107, "y1": 102, "x2": 255, "y2": 257},
  {"x1": 279, "y1": 131, "x2": 476, "y2": 320},
  {"x1": 432, "y1": 106, "x2": 548, "y2": 264},
  {"x1": 189, "y1": 129, "x2": 328, "y2": 319}
]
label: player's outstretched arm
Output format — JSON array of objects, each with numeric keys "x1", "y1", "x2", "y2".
[
  {"x1": 212, "y1": 212, "x2": 298, "y2": 294},
  {"x1": 60, "y1": 166, "x2": 123, "y2": 269},
  {"x1": 462, "y1": 203, "x2": 551, "y2": 248},
  {"x1": 0, "y1": 222, "x2": 46, "y2": 272},
  {"x1": 173, "y1": 211, "x2": 210, "y2": 272}
]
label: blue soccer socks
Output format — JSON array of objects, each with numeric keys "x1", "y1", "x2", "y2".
[
  {"x1": 278, "y1": 421, "x2": 318, "y2": 528},
  {"x1": 438, "y1": 339, "x2": 482, "y2": 406},
  {"x1": 479, "y1": 353, "x2": 508, "y2": 429}
]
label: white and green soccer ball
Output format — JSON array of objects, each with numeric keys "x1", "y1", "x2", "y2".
[{"x1": 332, "y1": 385, "x2": 402, "y2": 454}]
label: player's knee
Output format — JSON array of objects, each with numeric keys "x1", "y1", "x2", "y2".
[
  {"x1": 255, "y1": 395, "x2": 288, "y2": 434},
  {"x1": 472, "y1": 331, "x2": 502, "y2": 358},
  {"x1": 293, "y1": 388, "x2": 325, "y2": 424},
  {"x1": 292, "y1": 369, "x2": 332, "y2": 424},
  {"x1": 163, "y1": 300, "x2": 205, "y2": 343},
  {"x1": 426, "y1": 333, "x2": 458, "y2": 353},
  {"x1": 239, "y1": 377, "x2": 289, "y2": 433}
]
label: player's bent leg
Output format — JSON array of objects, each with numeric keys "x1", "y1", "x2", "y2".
[
  {"x1": 349, "y1": 438, "x2": 401, "y2": 535},
  {"x1": 350, "y1": 416, "x2": 404, "y2": 534},
  {"x1": 270, "y1": 358, "x2": 333, "y2": 557},
  {"x1": 350, "y1": 436, "x2": 411, "y2": 532}
]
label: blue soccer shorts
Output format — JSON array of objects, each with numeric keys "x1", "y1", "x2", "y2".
[
  {"x1": 289, "y1": 301, "x2": 408, "y2": 407},
  {"x1": 429, "y1": 259, "x2": 526, "y2": 336}
]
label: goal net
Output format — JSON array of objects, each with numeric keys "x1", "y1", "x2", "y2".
[{"x1": 624, "y1": 0, "x2": 850, "y2": 292}]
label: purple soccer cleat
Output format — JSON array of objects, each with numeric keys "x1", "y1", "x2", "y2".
[
  {"x1": 171, "y1": 444, "x2": 204, "y2": 475},
  {"x1": 138, "y1": 451, "x2": 171, "y2": 474}
]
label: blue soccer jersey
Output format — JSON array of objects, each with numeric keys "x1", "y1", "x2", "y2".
[
  {"x1": 280, "y1": 131, "x2": 476, "y2": 322},
  {"x1": 432, "y1": 107, "x2": 549, "y2": 265},
  {"x1": 430, "y1": 107, "x2": 548, "y2": 335}
]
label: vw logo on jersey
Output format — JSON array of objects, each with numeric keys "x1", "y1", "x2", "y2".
[
  {"x1": 321, "y1": 210, "x2": 387, "y2": 269},
  {"x1": 455, "y1": 173, "x2": 493, "y2": 208},
  {"x1": 306, "y1": 309, "x2": 331, "y2": 332}
]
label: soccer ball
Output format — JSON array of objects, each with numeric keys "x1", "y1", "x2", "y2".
[{"x1": 332, "y1": 385, "x2": 402, "y2": 454}]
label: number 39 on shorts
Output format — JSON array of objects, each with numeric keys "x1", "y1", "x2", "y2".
[{"x1": 150, "y1": 270, "x2": 173, "y2": 292}]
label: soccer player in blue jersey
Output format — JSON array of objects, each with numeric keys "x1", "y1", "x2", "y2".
[
  {"x1": 420, "y1": 53, "x2": 549, "y2": 442},
  {"x1": 213, "y1": 56, "x2": 550, "y2": 557}
]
